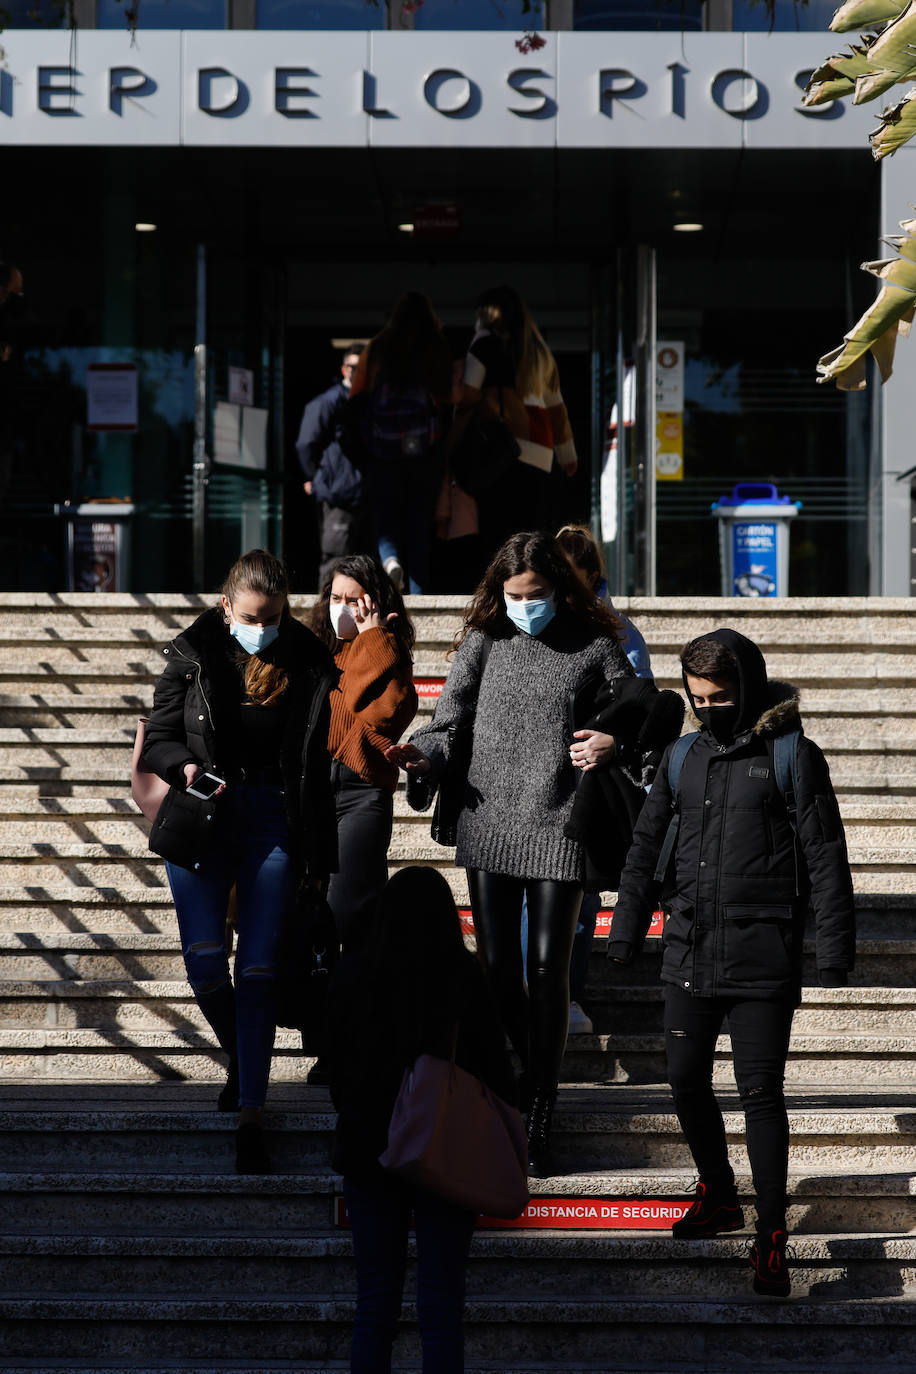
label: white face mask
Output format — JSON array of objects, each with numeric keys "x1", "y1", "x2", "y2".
[{"x1": 330, "y1": 602, "x2": 358, "y2": 641}]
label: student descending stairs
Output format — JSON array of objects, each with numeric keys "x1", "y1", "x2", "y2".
[{"x1": 0, "y1": 592, "x2": 914, "y2": 1370}]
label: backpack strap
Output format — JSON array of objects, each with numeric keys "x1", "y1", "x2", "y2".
[
  {"x1": 652, "y1": 732, "x2": 698, "y2": 885},
  {"x1": 773, "y1": 728, "x2": 801, "y2": 895}
]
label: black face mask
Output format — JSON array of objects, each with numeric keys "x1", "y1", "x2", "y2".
[{"x1": 695, "y1": 704, "x2": 740, "y2": 744}]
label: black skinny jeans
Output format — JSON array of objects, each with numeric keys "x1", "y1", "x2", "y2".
[
  {"x1": 326, "y1": 760, "x2": 393, "y2": 956},
  {"x1": 467, "y1": 869, "x2": 582, "y2": 1093},
  {"x1": 664, "y1": 984, "x2": 795, "y2": 1232}
]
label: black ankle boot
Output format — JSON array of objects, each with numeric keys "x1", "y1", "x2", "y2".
[
  {"x1": 217, "y1": 1056, "x2": 239, "y2": 1112},
  {"x1": 526, "y1": 1088, "x2": 557, "y2": 1179},
  {"x1": 749, "y1": 1225, "x2": 791, "y2": 1297},
  {"x1": 235, "y1": 1121, "x2": 272, "y2": 1175},
  {"x1": 672, "y1": 1178, "x2": 744, "y2": 1238}
]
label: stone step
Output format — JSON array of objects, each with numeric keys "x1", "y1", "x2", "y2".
[
  {"x1": 0, "y1": 1022, "x2": 915, "y2": 1084},
  {"x1": 0, "y1": 1228, "x2": 914, "y2": 1301},
  {"x1": 1, "y1": 644, "x2": 916, "y2": 689},
  {"x1": 3, "y1": 981, "x2": 915, "y2": 1038},
  {"x1": 0, "y1": 841, "x2": 911, "y2": 885},
  {"x1": 2, "y1": 1082, "x2": 914, "y2": 1170},
  {"x1": 1, "y1": 1292, "x2": 915, "y2": 1365},
  {"x1": 0, "y1": 1163, "x2": 912, "y2": 1235}
]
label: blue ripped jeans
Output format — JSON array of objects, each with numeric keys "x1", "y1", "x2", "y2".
[{"x1": 165, "y1": 784, "x2": 292, "y2": 1109}]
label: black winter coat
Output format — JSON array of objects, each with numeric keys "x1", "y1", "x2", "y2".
[
  {"x1": 609, "y1": 675, "x2": 856, "y2": 1005},
  {"x1": 295, "y1": 380, "x2": 363, "y2": 510},
  {"x1": 564, "y1": 675, "x2": 685, "y2": 890},
  {"x1": 142, "y1": 607, "x2": 339, "y2": 879}
]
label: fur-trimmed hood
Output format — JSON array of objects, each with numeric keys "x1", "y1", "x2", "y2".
[{"x1": 683, "y1": 628, "x2": 803, "y2": 743}]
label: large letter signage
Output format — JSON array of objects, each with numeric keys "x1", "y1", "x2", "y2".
[{"x1": 0, "y1": 29, "x2": 879, "y2": 149}]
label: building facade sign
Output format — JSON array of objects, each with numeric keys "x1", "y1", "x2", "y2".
[{"x1": 0, "y1": 30, "x2": 877, "y2": 148}]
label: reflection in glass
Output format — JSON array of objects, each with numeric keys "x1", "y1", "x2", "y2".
[
  {"x1": 574, "y1": 0, "x2": 703, "y2": 28},
  {"x1": 256, "y1": 0, "x2": 384, "y2": 25},
  {"x1": 732, "y1": 0, "x2": 836, "y2": 28},
  {"x1": 415, "y1": 0, "x2": 544, "y2": 30},
  {"x1": 96, "y1": 0, "x2": 226, "y2": 28}
]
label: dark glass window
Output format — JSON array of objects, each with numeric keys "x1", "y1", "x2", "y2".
[
  {"x1": 256, "y1": 0, "x2": 384, "y2": 27},
  {"x1": 96, "y1": 0, "x2": 226, "y2": 28},
  {"x1": 574, "y1": 0, "x2": 703, "y2": 29},
  {"x1": 415, "y1": 0, "x2": 544, "y2": 30},
  {"x1": 732, "y1": 0, "x2": 836, "y2": 29},
  {"x1": 2, "y1": 0, "x2": 67, "y2": 25}
]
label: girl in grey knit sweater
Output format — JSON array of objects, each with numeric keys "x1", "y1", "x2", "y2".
[{"x1": 387, "y1": 532, "x2": 633, "y2": 1175}]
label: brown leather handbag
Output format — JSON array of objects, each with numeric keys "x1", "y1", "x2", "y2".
[
  {"x1": 130, "y1": 717, "x2": 169, "y2": 822},
  {"x1": 379, "y1": 1032, "x2": 529, "y2": 1220}
]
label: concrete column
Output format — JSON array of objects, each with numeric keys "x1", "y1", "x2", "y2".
[{"x1": 879, "y1": 148, "x2": 916, "y2": 595}]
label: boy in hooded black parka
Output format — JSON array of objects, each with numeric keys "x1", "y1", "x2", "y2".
[{"x1": 608, "y1": 628, "x2": 855, "y2": 1298}]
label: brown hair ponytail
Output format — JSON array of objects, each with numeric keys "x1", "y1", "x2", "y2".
[{"x1": 220, "y1": 549, "x2": 290, "y2": 706}]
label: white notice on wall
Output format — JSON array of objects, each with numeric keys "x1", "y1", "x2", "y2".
[
  {"x1": 87, "y1": 364, "x2": 139, "y2": 432},
  {"x1": 240, "y1": 407, "x2": 268, "y2": 471},
  {"x1": 228, "y1": 367, "x2": 254, "y2": 406},
  {"x1": 655, "y1": 342, "x2": 685, "y2": 412}
]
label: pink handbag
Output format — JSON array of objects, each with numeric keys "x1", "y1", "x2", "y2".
[
  {"x1": 379, "y1": 1037, "x2": 529, "y2": 1220},
  {"x1": 131, "y1": 717, "x2": 169, "y2": 822}
]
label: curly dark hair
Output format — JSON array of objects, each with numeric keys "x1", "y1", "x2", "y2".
[
  {"x1": 454, "y1": 531, "x2": 621, "y2": 652},
  {"x1": 307, "y1": 552, "x2": 416, "y2": 658}
]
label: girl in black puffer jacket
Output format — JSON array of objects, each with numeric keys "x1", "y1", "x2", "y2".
[
  {"x1": 609, "y1": 628, "x2": 855, "y2": 1299},
  {"x1": 142, "y1": 549, "x2": 337, "y2": 1174}
]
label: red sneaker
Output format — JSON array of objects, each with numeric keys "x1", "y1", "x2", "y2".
[
  {"x1": 750, "y1": 1228, "x2": 792, "y2": 1297},
  {"x1": 671, "y1": 1179, "x2": 745, "y2": 1238}
]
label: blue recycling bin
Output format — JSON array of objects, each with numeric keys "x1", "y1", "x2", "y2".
[{"x1": 711, "y1": 484, "x2": 801, "y2": 597}]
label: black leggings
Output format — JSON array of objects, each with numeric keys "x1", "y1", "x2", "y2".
[
  {"x1": 466, "y1": 869, "x2": 582, "y2": 1093},
  {"x1": 664, "y1": 984, "x2": 795, "y2": 1231}
]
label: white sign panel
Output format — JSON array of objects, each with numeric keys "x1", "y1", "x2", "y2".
[
  {"x1": 228, "y1": 366, "x2": 254, "y2": 406},
  {"x1": 0, "y1": 30, "x2": 878, "y2": 149},
  {"x1": 182, "y1": 30, "x2": 368, "y2": 147},
  {"x1": 656, "y1": 341, "x2": 685, "y2": 411},
  {"x1": 368, "y1": 31, "x2": 557, "y2": 149},
  {"x1": 87, "y1": 363, "x2": 138, "y2": 431},
  {"x1": 0, "y1": 31, "x2": 180, "y2": 145}
]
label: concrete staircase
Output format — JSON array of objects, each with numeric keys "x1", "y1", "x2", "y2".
[{"x1": 0, "y1": 593, "x2": 915, "y2": 1371}]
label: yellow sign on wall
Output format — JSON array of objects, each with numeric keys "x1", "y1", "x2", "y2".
[{"x1": 655, "y1": 411, "x2": 684, "y2": 481}]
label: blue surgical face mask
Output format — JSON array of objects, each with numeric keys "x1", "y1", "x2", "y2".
[
  {"x1": 230, "y1": 620, "x2": 280, "y2": 656},
  {"x1": 504, "y1": 593, "x2": 556, "y2": 637}
]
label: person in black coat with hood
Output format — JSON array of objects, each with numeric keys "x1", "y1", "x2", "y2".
[
  {"x1": 142, "y1": 549, "x2": 337, "y2": 1174},
  {"x1": 608, "y1": 628, "x2": 855, "y2": 1299}
]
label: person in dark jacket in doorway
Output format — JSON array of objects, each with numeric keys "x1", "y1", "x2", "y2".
[
  {"x1": 608, "y1": 628, "x2": 855, "y2": 1299},
  {"x1": 296, "y1": 343, "x2": 366, "y2": 584}
]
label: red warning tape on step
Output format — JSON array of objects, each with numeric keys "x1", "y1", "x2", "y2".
[
  {"x1": 457, "y1": 909, "x2": 664, "y2": 939},
  {"x1": 336, "y1": 1196, "x2": 690, "y2": 1230}
]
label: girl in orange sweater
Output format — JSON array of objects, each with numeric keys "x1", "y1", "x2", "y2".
[{"x1": 308, "y1": 554, "x2": 418, "y2": 953}]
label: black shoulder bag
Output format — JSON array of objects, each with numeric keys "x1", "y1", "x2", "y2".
[{"x1": 449, "y1": 388, "x2": 520, "y2": 499}]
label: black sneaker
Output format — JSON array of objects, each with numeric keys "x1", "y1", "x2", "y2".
[
  {"x1": 671, "y1": 1179, "x2": 745, "y2": 1238},
  {"x1": 749, "y1": 1228, "x2": 791, "y2": 1297}
]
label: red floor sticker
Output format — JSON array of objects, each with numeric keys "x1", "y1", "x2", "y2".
[
  {"x1": 415, "y1": 679, "x2": 445, "y2": 700},
  {"x1": 458, "y1": 909, "x2": 664, "y2": 939},
  {"x1": 336, "y1": 1196, "x2": 690, "y2": 1230}
]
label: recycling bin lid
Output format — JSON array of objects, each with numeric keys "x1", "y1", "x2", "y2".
[{"x1": 711, "y1": 483, "x2": 799, "y2": 511}]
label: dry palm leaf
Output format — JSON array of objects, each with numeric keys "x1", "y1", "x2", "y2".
[
  {"x1": 869, "y1": 85, "x2": 916, "y2": 152},
  {"x1": 830, "y1": 0, "x2": 907, "y2": 31},
  {"x1": 817, "y1": 223, "x2": 916, "y2": 387},
  {"x1": 804, "y1": 40, "x2": 877, "y2": 103},
  {"x1": 852, "y1": 0, "x2": 916, "y2": 101}
]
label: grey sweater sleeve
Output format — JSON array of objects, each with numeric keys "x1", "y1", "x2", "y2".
[{"x1": 404, "y1": 631, "x2": 486, "y2": 812}]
